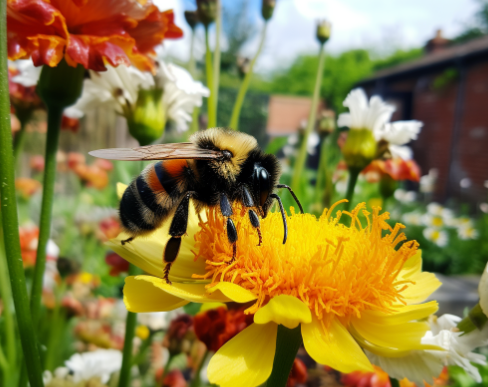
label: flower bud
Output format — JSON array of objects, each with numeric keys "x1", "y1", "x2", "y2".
[
  {"x1": 184, "y1": 10, "x2": 199, "y2": 29},
  {"x1": 262, "y1": 0, "x2": 276, "y2": 21},
  {"x1": 236, "y1": 56, "x2": 251, "y2": 79},
  {"x1": 196, "y1": 0, "x2": 217, "y2": 27},
  {"x1": 127, "y1": 89, "x2": 166, "y2": 146},
  {"x1": 342, "y1": 129, "x2": 377, "y2": 171},
  {"x1": 316, "y1": 20, "x2": 331, "y2": 44},
  {"x1": 317, "y1": 109, "x2": 336, "y2": 136}
]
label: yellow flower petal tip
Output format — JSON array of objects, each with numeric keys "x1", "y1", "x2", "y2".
[
  {"x1": 207, "y1": 282, "x2": 258, "y2": 303},
  {"x1": 199, "y1": 302, "x2": 228, "y2": 313},
  {"x1": 254, "y1": 295, "x2": 311, "y2": 329},
  {"x1": 117, "y1": 182, "x2": 128, "y2": 199},
  {"x1": 208, "y1": 323, "x2": 277, "y2": 387}
]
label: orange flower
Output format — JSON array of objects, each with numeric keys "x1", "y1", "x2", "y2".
[
  {"x1": 15, "y1": 177, "x2": 41, "y2": 198},
  {"x1": 105, "y1": 252, "x2": 129, "y2": 276},
  {"x1": 341, "y1": 366, "x2": 391, "y2": 387},
  {"x1": 194, "y1": 306, "x2": 253, "y2": 352},
  {"x1": 67, "y1": 152, "x2": 85, "y2": 169},
  {"x1": 98, "y1": 217, "x2": 122, "y2": 241},
  {"x1": 7, "y1": 0, "x2": 183, "y2": 72},
  {"x1": 399, "y1": 367, "x2": 449, "y2": 387},
  {"x1": 18, "y1": 225, "x2": 39, "y2": 267},
  {"x1": 72, "y1": 162, "x2": 109, "y2": 190},
  {"x1": 286, "y1": 358, "x2": 308, "y2": 387},
  {"x1": 364, "y1": 158, "x2": 421, "y2": 182},
  {"x1": 61, "y1": 115, "x2": 80, "y2": 132}
]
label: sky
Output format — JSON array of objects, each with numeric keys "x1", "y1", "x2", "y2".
[{"x1": 155, "y1": 0, "x2": 480, "y2": 73}]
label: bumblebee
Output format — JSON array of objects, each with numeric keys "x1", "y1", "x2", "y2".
[{"x1": 89, "y1": 128, "x2": 303, "y2": 284}]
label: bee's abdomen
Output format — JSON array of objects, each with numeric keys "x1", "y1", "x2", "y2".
[{"x1": 119, "y1": 181, "x2": 157, "y2": 235}]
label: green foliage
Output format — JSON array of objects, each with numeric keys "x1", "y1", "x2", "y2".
[
  {"x1": 372, "y1": 48, "x2": 423, "y2": 71},
  {"x1": 433, "y1": 68, "x2": 459, "y2": 91}
]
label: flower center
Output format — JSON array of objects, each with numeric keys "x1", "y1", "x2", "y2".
[{"x1": 193, "y1": 201, "x2": 418, "y2": 320}]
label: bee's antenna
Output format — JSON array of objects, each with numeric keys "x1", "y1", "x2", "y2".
[
  {"x1": 270, "y1": 194, "x2": 288, "y2": 244},
  {"x1": 276, "y1": 184, "x2": 304, "y2": 214}
]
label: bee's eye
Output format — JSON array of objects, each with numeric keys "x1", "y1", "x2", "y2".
[
  {"x1": 222, "y1": 150, "x2": 233, "y2": 160},
  {"x1": 258, "y1": 168, "x2": 270, "y2": 206}
]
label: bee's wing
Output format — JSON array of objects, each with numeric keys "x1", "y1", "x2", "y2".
[{"x1": 89, "y1": 143, "x2": 224, "y2": 161}]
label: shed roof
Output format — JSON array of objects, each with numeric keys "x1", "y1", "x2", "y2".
[{"x1": 360, "y1": 35, "x2": 488, "y2": 84}]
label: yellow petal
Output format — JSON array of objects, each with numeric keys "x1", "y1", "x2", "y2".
[
  {"x1": 207, "y1": 282, "x2": 257, "y2": 303},
  {"x1": 199, "y1": 302, "x2": 228, "y2": 313},
  {"x1": 400, "y1": 272, "x2": 441, "y2": 304},
  {"x1": 350, "y1": 304, "x2": 438, "y2": 353},
  {"x1": 254, "y1": 295, "x2": 311, "y2": 329},
  {"x1": 125, "y1": 275, "x2": 234, "y2": 307},
  {"x1": 124, "y1": 276, "x2": 188, "y2": 312},
  {"x1": 107, "y1": 198, "x2": 207, "y2": 283},
  {"x1": 399, "y1": 251, "x2": 422, "y2": 279},
  {"x1": 208, "y1": 323, "x2": 277, "y2": 387},
  {"x1": 302, "y1": 315, "x2": 373, "y2": 373},
  {"x1": 117, "y1": 182, "x2": 128, "y2": 200}
]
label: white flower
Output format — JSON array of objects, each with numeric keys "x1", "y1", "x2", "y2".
[
  {"x1": 155, "y1": 62, "x2": 210, "y2": 132},
  {"x1": 423, "y1": 227, "x2": 448, "y2": 247},
  {"x1": 138, "y1": 309, "x2": 184, "y2": 331},
  {"x1": 10, "y1": 59, "x2": 41, "y2": 87},
  {"x1": 64, "y1": 349, "x2": 123, "y2": 384},
  {"x1": 368, "y1": 314, "x2": 488, "y2": 385},
  {"x1": 65, "y1": 65, "x2": 154, "y2": 118},
  {"x1": 420, "y1": 169, "x2": 438, "y2": 194},
  {"x1": 457, "y1": 224, "x2": 479, "y2": 240},
  {"x1": 283, "y1": 132, "x2": 320, "y2": 157},
  {"x1": 394, "y1": 188, "x2": 417, "y2": 203},
  {"x1": 338, "y1": 88, "x2": 423, "y2": 147},
  {"x1": 480, "y1": 203, "x2": 488, "y2": 213},
  {"x1": 389, "y1": 145, "x2": 413, "y2": 160},
  {"x1": 402, "y1": 211, "x2": 423, "y2": 226}
]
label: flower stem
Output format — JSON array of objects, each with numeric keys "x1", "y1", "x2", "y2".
[
  {"x1": 265, "y1": 325, "x2": 302, "y2": 387},
  {"x1": 30, "y1": 105, "x2": 62, "y2": 324},
  {"x1": 229, "y1": 22, "x2": 268, "y2": 131},
  {"x1": 290, "y1": 43, "x2": 326, "y2": 191},
  {"x1": 0, "y1": 222, "x2": 17, "y2": 372},
  {"x1": 190, "y1": 349, "x2": 209, "y2": 387},
  {"x1": 13, "y1": 120, "x2": 27, "y2": 166},
  {"x1": 457, "y1": 302, "x2": 488, "y2": 334},
  {"x1": 118, "y1": 264, "x2": 139, "y2": 387},
  {"x1": 344, "y1": 167, "x2": 361, "y2": 212},
  {"x1": 0, "y1": 1, "x2": 44, "y2": 385},
  {"x1": 189, "y1": 29, "x2": 196, "y2": 77},
  {"x1": 205, "y1": 26, "x2": 215, "y2": 128},
  {"x1": 212, "y1": 0, "x2": 221, "y2": 125}
]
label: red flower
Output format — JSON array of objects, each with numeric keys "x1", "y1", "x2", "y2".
[
  {"x1": 165, "y1": 314, "x2": 194, "y2": 355},
  {"x1": 286, "y1": 358, "x2": 308, "y2": 387},
  {"x1": 19, "y1": 225, "x2": 39, "y2": 267},
  {"x1": 61, "y1": 115, "x2": 80, "y2": 132},
  {"x1": 341, "y1": 366, "x2": 390, "y2": 387},
  {"x1": 30, "y1": 155, "x2": 45, "y2": 172},
  {"x1": 363, "y1": 158, "x2": 421, "y2": 182},
  {"x1": 7, "y1": 0, "x2": 183, "y2": 72},
  {"x1": 99, "y1": 217, "x2": 122, "y2": 241},
  {"x1": 105, "y1": 252, "x2": 129, "y2": 276},
  {"x1": 194, "y1": 306, "x2": 253, "y2": 352}
]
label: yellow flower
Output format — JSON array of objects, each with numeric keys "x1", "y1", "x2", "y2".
[
  {"x1": 136, "y1": 325, "x2": 150, "y2": 340},
  {"x1": 109, "y1": 198, "x2": 442, "y2": 387}
]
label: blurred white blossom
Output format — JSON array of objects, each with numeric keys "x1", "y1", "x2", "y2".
[
  {"x1": 423, "y1": 227, "x2": 448, "y2": 247},
  {"x1": 394, "y1": 188, "x2": 417, "y2": 203},
  {"x1": 9, "y1": 58, "x2": 41, "y2": 87},
  {"x1": 402, "y1": 212, "x2": 423, "y2": 226},
  {"x1": 420, "y1": 169, "x2": 438, "y2": 194}
]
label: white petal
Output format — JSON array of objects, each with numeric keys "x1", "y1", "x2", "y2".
[
  {"x1": 379, "y1": 120, "x2": 423, "y2": 145},
  {"x1": 11, "y1": 59, "x2": 42, "y2": 87},
  {"x1": 389, "y1": 145, "x2": 412, "y2": 160}
]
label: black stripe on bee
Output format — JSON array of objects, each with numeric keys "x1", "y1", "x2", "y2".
[
  {"x1": 155, "y1": 161, "x2": 178, "y2": 194},
  {"x1": 136, "y1": 175, "x2": 164, "y2": 216},
  {"x1": 119, "y1": 185, "x2": 154, "y2": 232}
]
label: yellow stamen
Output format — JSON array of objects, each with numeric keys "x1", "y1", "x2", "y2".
[{"x1": 192, "y1": 202, "x2": 418, "y2": 319}]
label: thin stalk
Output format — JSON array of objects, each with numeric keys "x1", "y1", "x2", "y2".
[
  {"x1": 44, "y1": 281, "x2": 66, "y2": 371},
  {"x1": 290, "y1": 43, "x2": 326, "y2": 191},
  {"x1": 190, "y1": 350, "x2": 209, "y2": 387},
  {"x1": 314, "y1": 137, "x2": 328, "y2": 210},
  {"x1": 30, "y1": 105, "x2": 63, "y2": 325},
  {"x1": 131, "y1": 331, "x2": 154, "y2": 366},
  {"x1": 118, "y1": 264, "x2": 139, "y2": 387},
  {"x1": 161, "y1": 353, "x2": 176, "y2": 381},
  {"x1": 229, "y1": 22, "x2": 268, "y2": 130},
  {"x1": 344, "y1": 168, "x2": 360, "y2": 212},
  {"x1": 205, "y1": 26, "x2": 215, "y2": 128},
  {"x1": 265, "y1": 325, "x2": 302, "y2": 387},
  {"x1": 189, "y1": 29, "x2": 196, "y2": 77},
  {"x1": 189, "y1": 107, "x2": 200, "y2": 136},
  {"x1": 0, "y1": 222, "x2": 17, "y2": 369},
  {"x1": 0, "y1": 0, "x2": 44, "y2": 384},
  {"x1": 212, "y1": 0, "x2": 221, "y2": 125},
  {"x1": 13, "y1": 120, "x2": 27, "y2": 165}
]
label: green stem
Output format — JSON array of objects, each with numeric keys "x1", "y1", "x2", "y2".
[
  {"x1": 30, "y1": 105, "x2": 63, "y2": 325},
  {"x1": 161, "y1": 353, "x2": 176, "y2": 381},
  {"x1": 290, "y1": 43, "x2": 326, "y2": 191},
  {"x1": 457, "y1": 302, "x2": 488, "y2": 334},
  {"x1": 344, "y1": 168, "x2": 360, "y2": 212},
  {"x1": 229, "y1": 22, "x2": 268, "y2": 131},
  {"x1": 44, "y1": 281, "x2": 66, "y2": 371},
  {"x1": 389, "y1": 377, "x2": 400, "y2": 387},
  {"x1": 265, "y1": 325, "x2": 302, "y2": 387},
  {"x1": 131, "y1": 331, "x2": 154, "y2": 366},
  {"x1": 190, "y1": 350, "x2": 209, "y2": 387},
  {"x1": 0, "y1": 1, "x2": 44, "y2": 385},
  {"x1": 189, "y1": 29, "x2": 196, "y2": 77},
  {"x1": 118, "y1": 264, "x2": 139, "y2": 387},
  {"x1": 205, "y1": 26, "x2": 215, "y2": 128},
  {"x1": 0, "y1": 223, "x2": 17, "y2": 370},
  {"x1": 13, "y1": 120, "x2": 27, "y2": 166},
  {"x1": 189, "y1": 107, "x2": 200, "y2": 136},
  {"x1": 212, "y1": 0, "x2": 221, "y2": 126}
]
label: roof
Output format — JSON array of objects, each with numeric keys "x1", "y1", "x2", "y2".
[
  {"x1": 266, "y1": 95, "x2": 323, "y2": 136},
  {"x1": 360, "y1": 35, "x2": 488, "y2": 84}
]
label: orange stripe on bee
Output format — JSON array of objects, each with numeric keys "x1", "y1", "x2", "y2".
[{"x1": 146, "y1": 160, "x2": 188, "y2": 194}]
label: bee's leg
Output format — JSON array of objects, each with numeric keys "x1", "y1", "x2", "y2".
[
  {"x1": 163, "y1": 192, "x2": 196, "y2": 285},
  {"x1": 220, "y1": 193, "x2": 238, "y2": 263},
  {"x1": 121, "y1": 236, "x2": 135, "y2": 246},
  {"x1": 226, "y1": 218, "x2": 238, "y2": 264},
  {"x1": 242, "y1": 186, "x2": 262, "y2": 245},
  {"x1": 270, "y1": 193, "x2": 288, "y2": 244},
  {"x1": 276, "y1": 184, "x2": 304, "y2": 214}
]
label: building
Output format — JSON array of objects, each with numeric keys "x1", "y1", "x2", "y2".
[{"x1": 358, "y1": 31, "x2": 488, "y2": 205}]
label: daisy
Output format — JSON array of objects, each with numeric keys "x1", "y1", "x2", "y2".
[
  {"x1": 423, "y1": 228, "x2": 448, "y2": 247},
  {"x1": 108, "y1": 193, "x2": 443, "y2": 387}
]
